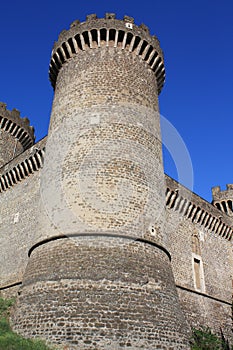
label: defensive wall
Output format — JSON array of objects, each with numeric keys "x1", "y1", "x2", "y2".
[
  {"x1": 0, "y1": 134, "x2": 232, "y2": 342},
  {"x1": 0, "y1": 12, "x2": 232, "y2": 350}
]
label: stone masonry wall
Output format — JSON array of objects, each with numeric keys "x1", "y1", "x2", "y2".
[
  {"x1": 0, "y1": 170, "x2": 40, "y2": 291},
  {"x1": 0, "y1": 130, "x2": 23, "y2": 168},
  {"x1": 166, "y1": 189, "x2": 233, "y2": 341},
  {"x1": 1, "y1": 13, "x2": 232, "y2": 350},
  {"x1": 11, "y1": 16, "x2": 191, "y2": 349},
  {"x1": 0, "y1": 136, "x2": 232, "y2": 345},
  {"x1": 13, "y1": 237, "x2": 190, "y2": 349},
  {"x1": 50, "y1": 48, "x2": 159, "y2": 131},
  {"x1": 0, "y1": 139, "x2": 58, "y2": 298},
  {"x1": 45, "y1": 47, "x2": 166, "y2": 245},
  {"x1": 0, "y1": 102, "x2": 35, "y2": 168}
]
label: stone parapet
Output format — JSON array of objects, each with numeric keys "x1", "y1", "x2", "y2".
[
  {"x1": 0, "y1": 102, "x2": 35, "y2": 150},
  {"x1": 49, "y1": 13, "x2": 165, "y2": 93},
  {"x1": 212, "y1": 184, "x2": 233, "y2": 217},
  {"x1": 0, "y1": 137, "x2": 46, "y2": 192},
  {"x1": 165, "y1": 175, "x2": 233, "y2": 240},
  {"x1": 0, "y1": 102, "x2": 35, "y2": 168}
]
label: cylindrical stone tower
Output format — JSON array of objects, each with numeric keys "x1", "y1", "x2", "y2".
[
  {"x1": 13, "y1": 14, "x2": 190, "y2": 349},
  {"x1": 0, "y1": 103, "x2": 34, "y2": 168}
]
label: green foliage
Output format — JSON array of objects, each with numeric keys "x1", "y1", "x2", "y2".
[
  {"x1": 0, "y1": 298, "x2": 14, "y2": 317},
  {"x1": 190, "y1": 327, "x2": 231, "y2": 350},
  {"x1": 0, "y1": 297, "x2": 54, "y2": 350},
  {"x1": 0, "y1": 317, "x2": 11, "y2": 335},
  {"x1": 0, "y1": 334, "x2": 53, "y2": 350}
]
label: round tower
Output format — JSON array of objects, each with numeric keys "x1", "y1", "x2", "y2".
[
  {"x1": 212, "y1": 184, "x2": 233, "y2": 217},
  {"x1": 0, "y1": 102, "x2": 35, "y2": 168},
  {"x1": 13, "y1": 14, "x2": 190, "y2": 349}
]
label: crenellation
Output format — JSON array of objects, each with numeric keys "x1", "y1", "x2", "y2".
[
  {"x1": 212, "y1": 183, "x2": 233, "y2": 217},
  {"x1": 105, "y1": 13, "x2": 116, "y2": 20},
  {"x1": 0, "y1": 102, "x2": 7, "y2": 110},
  {"x1": 70, "y1": 19, "x2": 80, "y2": 28},
  {"x1": 0, "y1": 103, "x2": 35, "y2": 169},
  {"x1": 0, "y1": 11, "x2": 232, "y2": 350},
  {"x1": 139, "y1": 23, "x2": 150, "y2": 33},
  {"x1": 51, "y1": 15, "x2": 165, "y2": 92},
  {"x1": 123, "y1": 15, "x2": 134, "y2": 23},
  {"x1": 86, "y1": 13, "x2": 97, "y2": 21}
]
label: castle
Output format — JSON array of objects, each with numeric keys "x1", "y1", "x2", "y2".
[{"x1": 0, "y1": 13, "x2": 232, "y2": 349}]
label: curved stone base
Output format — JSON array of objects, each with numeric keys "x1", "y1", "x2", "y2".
[{"x1": 12, "y1": 237, "x2": 190, "y2": 349}]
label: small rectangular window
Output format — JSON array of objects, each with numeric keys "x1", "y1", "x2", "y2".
[
  {"x1": 192, "y1": 254, "x2": 205, "y2": 292},
  {"x1": 194, "y1": 258, "x2": 201, "y2": 290}
]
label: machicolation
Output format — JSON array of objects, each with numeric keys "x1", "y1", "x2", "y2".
[{"x1": 0, "y1": 13, "x2": 232, "y2": 350}]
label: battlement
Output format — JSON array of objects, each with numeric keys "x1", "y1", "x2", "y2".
[
  {"x1": 49, "y1": 13, "x2": 165, "y2": 92},
  {"x1": 0, "y1": 143, "x2": 45, "y2": 192},
  {"x1": 166, "y1": 176, "x2": 233, "y2": 240},
  {"x1": 212, "y1": 184, "x2": 233, "y2": 216},
  {"x1": 1, "y1": 12, "x2": 233, "y2": 349},
  {"x1": 0, "y1": 102, "x2": 35, "y2": 150}
]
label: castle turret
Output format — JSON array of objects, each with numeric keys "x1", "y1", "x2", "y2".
[
  {"x1": 0, "y1": 103, "x2": 34, "y2": 168},
  {"x1": 212, "y1": 184, "x2": 233, "y2": 217},
  {"x1": 13, "y1": 14, "x2": 190, "y2": 349}
]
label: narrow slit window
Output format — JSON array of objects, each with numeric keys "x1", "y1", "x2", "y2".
[{"x1": 194, "y1": 258, "x2": 201, "y2": 290}]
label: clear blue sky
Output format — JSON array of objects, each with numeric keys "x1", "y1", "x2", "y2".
[{"x1": 0, "y1": 0, "x2": 232, "y2": 202}]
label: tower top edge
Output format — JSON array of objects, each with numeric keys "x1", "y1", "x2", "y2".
[
  {"x1": 49, "y1": 14, "x2": 165, "y2": 92},
  {"x1": 52, "y1": 13, "x2": 163, "y2": 57},
  {"x1": 0, "y1": 102, "x2": 35, "y2": 146},
  {"x1": 212, "y1": 184, "x2": 233, "y2": 201}
]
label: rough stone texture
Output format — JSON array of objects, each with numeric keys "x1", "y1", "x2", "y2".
[
  {"x1": 0, "y1": 102, "x2": 35, "y2": 167},
  {"x1": 177, "y1": 289, "x2": 232, "y2": 339},
  {"x1": 212, "y1": 184, "x2": 233, "y2": 217},
  {"x1": 0, "y1": 171, "x2": 39, "y2": 288},
  {"x1": 165, "y1": 177, "x2": 233, "y2": 341},
  {"x1": 0, "y1": 130, "x2": 24, "y2": 168},
  {"x1": 0, "y1": 13, "x2": 232, "y2": 350},
  {"x1": 45, "y1": 36, "x2": 166, "y2": 245},
  {"x1": 13, "y1": 238, "x2": 190, "y2": 349},
  {"x1": 49, "y1": 14, "x2": 165, "y2": 92},
  {"x1": 0, "y1": 137, "x2": 57, "y2": 297},
  {"x1": 0, "y1": 284, "x2": 21, "y2": 299},
  {"x1": 50, "y1": 49, "x2": 159, "y2": 131},
  {"x1": 10, "y1": 14, "x2": 191, "y2": 349}
]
